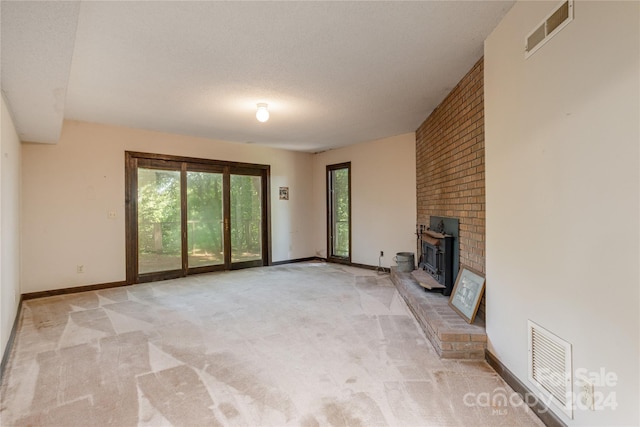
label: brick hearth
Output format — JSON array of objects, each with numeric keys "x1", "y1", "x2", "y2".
[{"x1": 390, "y1": 267, "x2": 486, "y2": 359}]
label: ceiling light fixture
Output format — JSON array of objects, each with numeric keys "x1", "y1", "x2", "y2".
[{"x1": 256, "y1": 103, "x2": 269, "y2": 122}]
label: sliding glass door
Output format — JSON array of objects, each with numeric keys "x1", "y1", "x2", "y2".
[{"x1": 126, "y1": 152, "x2": 269, "y2": 284}]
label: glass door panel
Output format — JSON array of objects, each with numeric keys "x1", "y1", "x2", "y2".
[
  {"x1": 327, "y1": 163, "x2": 351, "y2": 261},
  {"x1": 137, "y1": 167, "x2": 182, "y2": 274},
  {"x1": 187, "y1": 171, "x2": 224, "y2": 268},
  {"x1": 230, "y1": 174, "x2": 262, "y2": 263}
]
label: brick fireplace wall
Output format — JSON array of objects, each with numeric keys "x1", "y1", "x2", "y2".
[{"x1": 416, "y1": 58, "x2": 485, "y2": 318}]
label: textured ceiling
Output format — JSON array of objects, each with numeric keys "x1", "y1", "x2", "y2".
[
  {"x1": 1, "y1": 1, "x2": 514, "y2": 152},
  {"x1": 1, "y1": 1, "x2": 80, "y2": 144}
]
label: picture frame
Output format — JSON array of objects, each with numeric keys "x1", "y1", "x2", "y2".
[
  {"x1": 448, "y1": 266, "x2": 486, "y2": 324},
  {"x1": 279, "y1": 187, "x2": 289, "y2": 200}
]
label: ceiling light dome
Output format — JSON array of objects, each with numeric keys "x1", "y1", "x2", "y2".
[{"x1": 256, "y1": 103, "x2": 269, "y2": 122}]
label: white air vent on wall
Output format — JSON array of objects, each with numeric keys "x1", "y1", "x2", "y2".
[
  {"x1": 528, "y1": 320, "x2": 573, "y2": 418},
  {"x1": 525, "y1": 0, "x2": 574, "y2": 58}
]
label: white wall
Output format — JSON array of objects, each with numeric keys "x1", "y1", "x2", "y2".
[
  {"x1": 1, "y1": 96, "x2": 22, "y2": 359},
  {"x1": 21, "y1": 120, "x2": 314, "y2": 292},
  {"x1": 485, "y1": 1, "x2": 639, "y2": 425},
  {"x1": 22, "y1": 121, "x2": 416, "y2": 292},
  {"x1": 312, "y1": 133, "x2": 416, "y2": 268}
]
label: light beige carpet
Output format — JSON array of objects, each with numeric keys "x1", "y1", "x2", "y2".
[{"x1": 0, "y1": 263, "x2": 543, "y2": 426}]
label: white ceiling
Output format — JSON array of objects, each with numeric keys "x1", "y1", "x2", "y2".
[{"x1": 1, "y1": 1, "x2": 514, "y2": 152}]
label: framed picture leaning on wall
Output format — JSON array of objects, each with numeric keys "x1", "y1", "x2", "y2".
[{"x1": 448, "y1": 266, "x2": 485, "y2": 324}]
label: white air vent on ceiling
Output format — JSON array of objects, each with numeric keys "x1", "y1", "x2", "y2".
[
  {"x1": 528, "y1": 320, "x2": 573, "y2": 418},
  {"x1": 525, "y1": 0, "x2": 574, "y2": 58}
]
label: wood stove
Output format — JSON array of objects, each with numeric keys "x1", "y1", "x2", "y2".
[{"x1": 417, "y1": 217, "x2": 459, "y2": 296}]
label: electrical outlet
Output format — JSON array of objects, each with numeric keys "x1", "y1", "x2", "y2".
[
  {"x1": 579, "y1": 376, "x2": 595, "y2": 410},
  {"x1": 77, "y1": 265, "x2": 84, "y2": 274},
  {"x1": 380, "y1": 251, "x2": 384, "y2": 257},
  {"x1": 108, "y1": 211, "x2": 116, "y2": 219}
]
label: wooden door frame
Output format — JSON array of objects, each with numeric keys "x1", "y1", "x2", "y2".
[
  {"x1": 326, "y1": 162, "x2": 352, "y2": 264},
  {"x1": 125, "y1": 151, "x2": 271, "y2": 284}
]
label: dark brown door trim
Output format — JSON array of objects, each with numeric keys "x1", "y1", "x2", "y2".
[
  {"x1": 326, "y1": 162, "x2": 352, "y2": 264},
  {"x1": 125, "y1": 153, "x2": 137, "y2": 285},
  {"x1": 223, "y1": 166, "x2": 231, "y2": 270}
]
